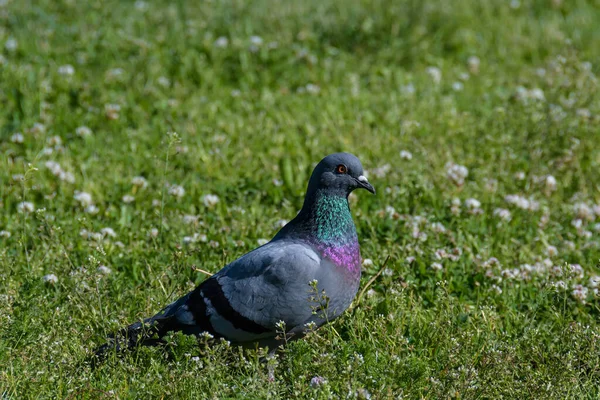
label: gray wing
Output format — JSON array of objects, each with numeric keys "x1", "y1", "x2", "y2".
[{"x1": 168, "y1": 240, "x2": 333, "y2": 343}]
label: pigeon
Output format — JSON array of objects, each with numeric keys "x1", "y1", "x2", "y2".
[{"x1": 95, "y1": 152, "x2": 375, "y2": 358}]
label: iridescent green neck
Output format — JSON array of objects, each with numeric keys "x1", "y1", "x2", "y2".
[{"x1": 312, "y1": 191, "x2": 357, "y2": 244}]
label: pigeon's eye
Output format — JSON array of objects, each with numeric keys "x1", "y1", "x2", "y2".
[{"x1": 336, "y1": 164, "x2": 348, "y2": 174}]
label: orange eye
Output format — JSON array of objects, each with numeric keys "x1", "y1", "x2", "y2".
[{"x1": 336, "y1": 164, "x2": 348, "y2": 174}]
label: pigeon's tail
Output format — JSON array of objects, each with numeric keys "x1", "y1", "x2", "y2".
[{"x1": 92, "y1": 299, "x2": 187, "y2": 362}]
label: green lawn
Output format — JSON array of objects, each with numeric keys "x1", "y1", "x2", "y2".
[{"x1": 2, "y1": 0, "x2": 600, "y2": 398}]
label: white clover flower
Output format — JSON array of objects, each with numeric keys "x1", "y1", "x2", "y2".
[
  {"x1": 152, "y1": 199, "x2": 161, "y2": 207},
  {"x1": 97, "y1": 265, "x2": 112, "y2": 275},
  {"x1": 10, "y1": 133, "x2": 24, "y2": 143},
  {"x1": 85, "y1": 205, "x2": 99, "y2": 214},
  {"x1": 105, "y1": 104, "x2": 121, "y2": 120},
  {"x1": 589, "y1": 276, "x2": 600, "y2": 289},
  {"x1": 168, "y1": 184, "x2": 185, "y2": 198},
  {"x1": 76, "y1": 126, "x2": 92, "y2": 137},
  {"x1": 430, "y1": 222, "x2": 446, "y2": 233},
  {"x1": 58, "y1": 64, "x2": 75, "y2": 76},
  {"x1": 131, "y1": 176, "x2": 148, "y2": 188},
  {"x1": 257, "y1": 238, "x2": 269, "y2": 246},
  {"x1": 29, "y1": 123, "x2": 46, "y2": 135},
  {"x1": 504, "y1": 194, "x2": 539, "y2": 211},
  {"x1": 491, "y1": 284, "x2": 502, "y2": 294},
  {"x1": 149, "y1": 228, "x2": 159, "y2": 238},
  {"x1": 465, "y1": 198, "x2": 481, "y2": 209},
  {"x1": 467, "y1": 56, "x2": 480, "y2": 74},
  {"x1": 157, "y1": 76, "x2": 170, "y2": 87},
  {"x1": 369, "y1": 164, "x2": 391, "y2": 179},
  {"x1": 305, "y1": 83, "x2": 320, "y2": 94},
  {"x1": 362, "y1": 258, "x2": 374, "y2": 267},
  {"x1": 272, "y1": 179, "x2": 283, "y2": 187},
  {"x1": 514, "y1": 171, "x2": 526, "y2": 180},
  {"x1": 100, "y1": 227, "x2": 116, "y2": 238},
  {"x1": 183, "y1": 215, "x2": 199, "y2": 224},
  {"x1": 568, "y1": 264, "x2": 584, "y2": 279},
  {"x1": 493, "y1": 208, "x2": 512, "y2": 221},
  {"x1": 122, "y1": 195, "x2": 135, "y2": 203},
  {"x1": 452, "y1": 82, "x2": 463, "y2": 91},
  {"x1": 554, "y1": 280, "x2": 567, "y2": 290},
  {"x1": 17, "y1": 202, "x2": 35, "y2": 213},
  {"x1": 431, "y1": 262, "x2": 443, "y2": 271},
  {"x1": 426, "y1": 66, "x2": 442, "y2": 84},
  {"x1": 571, "y1": 284, "x2": 588, "y2": 304},
  {"x1": 310, "y1": 376, "x2": 327, "y2": 388},
  {"x1": 209, "y1": 240, "x2": 219, "y2": 248},
  {"x1": 545, "y1": 175, "x2": 557, "y2": 192},
  {"x1": 399, "y1": 150, "x2": 413, "y2": 160},
  {"x1": 445, "y1": 162, "x2": 468, "y2": 186},
  {"x1": 0, "y1": 230, "x2": 11, "y2": 238},
  {"x1": 43, "y1": 274, "x2": 58, "y2": 284},
  {"x1": 574, "y1": 202, "x2": 595, "y2": 221},
  {"x1": 249, "y1": 36, "x2": 263, "y2": 46},
  {"x1": 74, "y1": 191, "x2": 93, "y2": 207},
  {"x1": 202, "y1": 194, "x2": 219, "y2": 207},
  {"x1": 214, "y1": 36, "x2": 229, "y2": 48},
  {"x1": 5, "y1": 37, "x2": 17, "y2": 52},
  {"x1": 546, "y1": 245, "x2": 558, "y2": 257}
]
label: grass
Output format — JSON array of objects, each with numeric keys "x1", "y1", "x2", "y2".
[{"x1": 1, "y1": 0, "x2": 600, "y2": 397}]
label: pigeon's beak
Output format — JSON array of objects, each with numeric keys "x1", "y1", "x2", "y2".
[{"x1": 356, "y1": 175, "x2": 375, "y2": 194}]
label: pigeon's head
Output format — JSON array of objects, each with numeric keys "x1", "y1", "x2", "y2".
[{"x1": 307, "y1": 152, "x2": 375, "y2": 196}]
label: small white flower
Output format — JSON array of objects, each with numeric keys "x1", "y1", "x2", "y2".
[
  {"x1": 85, "y1": 205, "x2": 99, "y2": 214},
  {"x1": 122, "y1": 195, "x2": 135, "y2": 203},
  {"x1": 202, "y1": 194, "x2": 220, "y2": 207},
  {"x1": 249, "y1": 35, "x2": 263, "y2": 46},
  {"x1": 183, "y1": 215, "x2": 199, "y2": 224},
  {"x1": 467, "y1": 56, "x2": 480, "y2": 74},
  {"x1": 445, "y1": 162, "x2": 469, "y2": 186},
  {"x1": 305, "y1": 83, "x2": 320, "y2": 94},
  {"x1": 149, "y1": 228, "x2": 159, "y2": 238},
  {"x1": 545, "y1": 175, "x2": 557, "y2": 192},
  {"x1": 571, "y1": 284, "x2": 588, "y2": 304},
  {"x1": 574, "y1": 202, "x2": 594, "y2": 221},
  {"x1": 589, "y1": 276, "x2": 600, "y2": 289},
  {"x1": 491, "y1": 284, "x2": 502, "y2": 294},
  {"x1": 10, "y1": 133, "x2": 24, "y2": 143},
  {"x1": 493, "y1": 208, "x2": 512, "y2": 221},
  {"x1": 74, "y1": 191, "x2": 93, "y2": 207},
  {"x1": 0, "y1": 230, "x2": 11, "y2": 238},
  {"x1": 152, "y1": 199, "x2": 161, "y2": 207},
  {"x1": 17, "y1": 202, "x2": 35, "y2": 213},
  {"x1": 514, "y1": 171, "x2": 526, "y2": 180},
  {"x1": 168, "y1": 184, "x2": 185, "y2": 198},
  {"x1": 131, "y1": 176, "x2": 148, "y2": 188},
  {"x1": 43, "y1": 274, "x2": 58, "y2": 284},
  {"x1": 399, "y1": 150, "x2": 413, "y2": 160},
  {"x1": 362, "y1": 258, "x2": 374, "y2": 267},
  {"x1": 97, "y1": 265, "x2": 112, "y2": 275},
  {"x1": 452, "y1": 81, "x2": 463, "y2": 91},
  {"x1": 272, "y1": 179, "x2": 283, "y2": 187},
  {"x1": 76, "y1": 126, "x2": 92, "y2": 137},
  {"x1": 214, "y1": 36, "x2": 229, "y2": 48},
  {"x1": 157, "y1": 76, "x2": 170, "y2": 87},
  {"x1": 5, "y1": 37, "x2": 17, "y2": 52},
  {"x1": 546, "y1": 245, "x2": 558, "y2": 257},
  {"x1": 310, "y1": 376, "x2": 327, "y2": 388},
  {"x1": 100, "y1": 227, "x2": 117, "y2": 238},
  {"x1": 431, "y1": 262, "x2": 443, "y2": 271},
  {"x1": 464, "y1": 198, "x2": 481, "y2": 209},
  {"x1": 426, "y1": 66, "x2": 442, "y2": 84},
  {"x1": 257, "y1": 238, "x2": 269, "y2": 246},
  {"x1": 58, "y1": 64, "x2": 75, "y2": 76},
  {"x1": 430, "y1": 222, "x2": 446, "y2": 233},
  {"x1": 105, "y1": 104, "x2": 121, "y2": 120}
]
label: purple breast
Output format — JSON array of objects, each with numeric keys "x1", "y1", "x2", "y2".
[{"x1": 317, "y1": 241, "x2": 362, "y2": 277}]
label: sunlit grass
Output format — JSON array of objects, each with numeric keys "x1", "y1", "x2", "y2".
[{"x1": 1, "y1": 0, "x2": 600, "y2": 398}]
